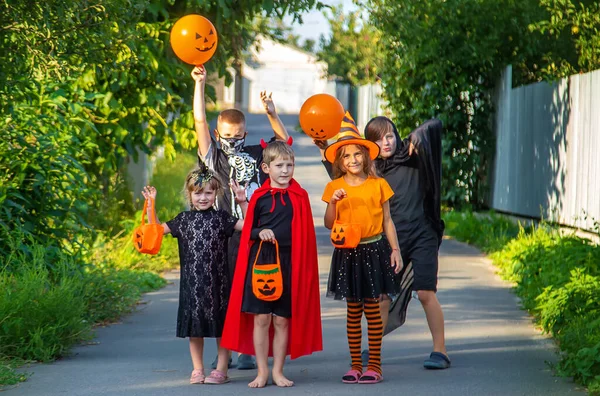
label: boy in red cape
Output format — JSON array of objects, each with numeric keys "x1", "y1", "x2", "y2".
[{"x1": 222, "y1": 139, "x2": 322, "y2": 388}]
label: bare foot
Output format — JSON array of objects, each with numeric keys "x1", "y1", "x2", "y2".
[
  {"x1": 272, "y1": 373, "x2": 294, "y2": 387},
  {"x1": 248, "y1": 374, "x2": 269, "y2": 388}
]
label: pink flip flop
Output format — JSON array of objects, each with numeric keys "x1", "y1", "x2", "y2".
[
  {"x1": 358, "y1": 370, "x2": 383, "y2": 384},
  {"x1": 342, "y1": 369, "x2": 362, "y2": 384},
  {"x1": 204, "y1": 369, "x2": 230, "y2": 385}
]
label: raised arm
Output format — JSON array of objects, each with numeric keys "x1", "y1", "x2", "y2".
[
  {"x1": 407, "y1": 118, "x2": 443, "y2": 157},
  {"x1": 261, "y1": 91, "x2": 289, "y2": 141},
  {"x1": 192, "y1": 66, "x2": 211, "y2": 158},
  {"x1": 141, "y1": 186, "x2": 171, "y2": 234}
]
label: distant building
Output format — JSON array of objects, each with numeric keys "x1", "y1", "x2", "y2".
[{"x1": 214, "y1": 37, "x2": 333, "y2": 114}]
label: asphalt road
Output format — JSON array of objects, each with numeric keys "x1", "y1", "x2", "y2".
[{"x1": 2, "y1": 115, "x2": 584, "y2": 395}]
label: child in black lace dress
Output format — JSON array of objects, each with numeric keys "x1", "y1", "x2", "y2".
[{"x1": 141, "y1": 167, "x2": 246, "y2": 385}]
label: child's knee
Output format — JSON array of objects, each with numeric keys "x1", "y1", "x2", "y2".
[
  {"x1": 254, "y1": 314, "x2": 272, "y2": 328},
  {"x1": 272, "y1": 315, "x2": 289, "y2": 330},
  {"x1": 417, "y1": 290, "x2": 436, "y2": 304}
]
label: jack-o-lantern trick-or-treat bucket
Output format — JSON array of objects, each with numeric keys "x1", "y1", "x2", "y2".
[
  {"x1": 132, "y1": 197, "x2": 164, "y2": 255},
  {"x1": 330, "y1": 197, "x2": 361, "y2": 249},
  {"x1": 251, "y1": 240, "x2": 283, "y2": 302}
]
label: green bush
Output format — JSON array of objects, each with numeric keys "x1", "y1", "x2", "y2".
[
  {"x1": 84, "y1": 265, "x2": 166, "y2": 324},
  {"x1": 492, "y1": 227, "x2": 600, "y2": 310},
  {"x1": 0, "y1": 236, "x2": 165, "y2": 385},
  {"x1": 0, "y1": 247, "x2": 90, "y2": 363},
  {"x1": 443, "y1": 210, "x2": 600, "y2": 393}
]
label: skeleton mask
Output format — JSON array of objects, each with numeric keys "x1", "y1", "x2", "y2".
[{"x1": 220, "y1": 137, "x2": 245, "y2": 155}]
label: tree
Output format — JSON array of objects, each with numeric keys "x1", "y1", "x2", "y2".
[
  {"x1": 364, "y1": 0, "x2": 549, "y2": 208},
  {"x1": 301, "y1": 39, "x2": 316, "y2": 53},
  {"x1": 317, "y1": 5, "x2": 384, "y2": 86},
  {"x1": 530, "y1": 0, "x2": 600, "y2": 79},
  {"x1": 0, "y1": 0, "x2": 325, "y2": 256}
]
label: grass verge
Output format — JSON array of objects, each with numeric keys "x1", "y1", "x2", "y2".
[{"x1": 443, "y1": 210, "x2": 600, "y2": 394}]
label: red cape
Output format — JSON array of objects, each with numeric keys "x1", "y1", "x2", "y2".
[{"x1": 221, "y1": 178, "x2": 323, "y2": 359}]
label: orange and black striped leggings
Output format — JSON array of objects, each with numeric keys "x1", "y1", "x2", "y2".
[{"x1": 346, "y1": 298, "x2": 383, "y2": 374}]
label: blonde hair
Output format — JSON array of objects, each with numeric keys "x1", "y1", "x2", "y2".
[
  {"x1": 262, "y1": 140, "x2": 295, "y2": 165},
  {"x1": 332, "y1": 144, "x2": 377, "y2": 179},
  {"x1": 183, "y1": 168, "x2": 222, "y2": 209}
]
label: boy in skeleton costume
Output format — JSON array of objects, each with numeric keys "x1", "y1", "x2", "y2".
[
  {"x1": 226, "y1": 152, "x2": 260, "y2": 217},
  {"x1": 192, "y1": 65, "x2": 289, "y2": 370}
]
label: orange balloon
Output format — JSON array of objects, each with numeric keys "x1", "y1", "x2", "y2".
[
  {"x1": 299, "y1": 94, "x2": 345, "y2": 140},
  {"x1": 170, "y1": 15, "x2": 218, "y2": 65}
]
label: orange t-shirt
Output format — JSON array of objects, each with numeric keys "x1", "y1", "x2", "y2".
[{"x1": 322, "y1": 176, "x2": 394, "y2": 238}]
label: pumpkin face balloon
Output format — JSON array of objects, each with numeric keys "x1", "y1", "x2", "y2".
[
  {"x1": 299, "y1": 93, "x2": 345, "y2": 140},
  {"x1": 170, "y1": 14, "x2": 218, "y2": 65}
]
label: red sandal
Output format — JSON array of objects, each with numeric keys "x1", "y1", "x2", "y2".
[
  {"x1": 342, "y1": 369, "x2": 362, "y2": 384},
  {"x1": 358, "y1": 370, "x2": 383, "y2": 384}
]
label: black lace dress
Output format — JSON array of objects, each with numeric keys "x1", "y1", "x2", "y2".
[{"x1": 166, "y1": 209, "x2": 238, "y2": 338}]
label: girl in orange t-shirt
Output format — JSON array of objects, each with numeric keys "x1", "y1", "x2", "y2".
[{"x1": 321, "y1": 131, "x2": 403, "y2": 385}]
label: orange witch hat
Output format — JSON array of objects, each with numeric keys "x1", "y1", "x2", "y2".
[{"x1": 324, "y1": 112, "x2": 380, "y2": 163}]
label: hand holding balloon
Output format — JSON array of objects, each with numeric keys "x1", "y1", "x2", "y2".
[
  {"x1": 313, "y1": 139, "x2": 328, "y2": 150},
  {"x1": 191, "y1": 65, "x2": 206, "y2": 85}
]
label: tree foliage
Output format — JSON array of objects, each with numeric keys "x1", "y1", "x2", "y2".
[
  {"x1": 530, "y1": 0, "x2": 600, "y2": 78},
  {"x1": 0, "y1": 0, "x2": 323, "y2": 258},
  {"x1": 317, "y1": 5, "x2": 384, "y2": 85},
  {"x1": 365, "y1": 0, "x2": 544, "y2": 207},
  {"x1": 364, "y1": 0, "x2": 600, "y2": 209}
]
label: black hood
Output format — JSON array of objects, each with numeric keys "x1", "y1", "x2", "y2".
[{"x1": 368, "y1": 117, "x2": 445, "y2": 243}]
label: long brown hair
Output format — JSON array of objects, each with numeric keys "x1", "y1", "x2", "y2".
[{"x1": 331, "y1": 144, "x2": 377, "y2": 179}]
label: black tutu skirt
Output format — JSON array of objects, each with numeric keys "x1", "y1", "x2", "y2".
[
  {"x1": 327, "y1": 237, "x2": 398, "y2": 301},
  {"x1": 242, "y1": 241, "x2": 292, "y2": 318}
]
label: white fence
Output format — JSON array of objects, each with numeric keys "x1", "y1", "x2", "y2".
[{"x1": 492, "y1": 65, "x2": 600, "y2": 231}]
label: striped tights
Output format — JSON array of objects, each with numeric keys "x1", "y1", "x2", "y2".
[{"x1": 346, "y1": 299, "x2": 383, "y2": 374}]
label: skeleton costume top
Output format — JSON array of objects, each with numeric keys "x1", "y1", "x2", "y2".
[{"x1": 199, "y1": 136, "x2": 272, "y2": 218}]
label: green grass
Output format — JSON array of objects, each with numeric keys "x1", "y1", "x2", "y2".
[
  {"x1": 0, "y1": 233, "x2": 166, "y2": 386},
  {"x1": 0, "y1": 358, "x2": 28, "y2": 387},
  {"x1": 443, "y1": 210, "x2": 600, "y2": 394}
]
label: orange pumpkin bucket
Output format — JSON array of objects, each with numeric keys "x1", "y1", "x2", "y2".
[
  {"x1": 251, "y1": 240, "x2": 283, "y2": 302},
  {"x1": 132, "y1": 197, "x2": 164, "y2": 255},
  {"x1": 330, "y1": 197, "x2": 361, "y2": 249}
]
